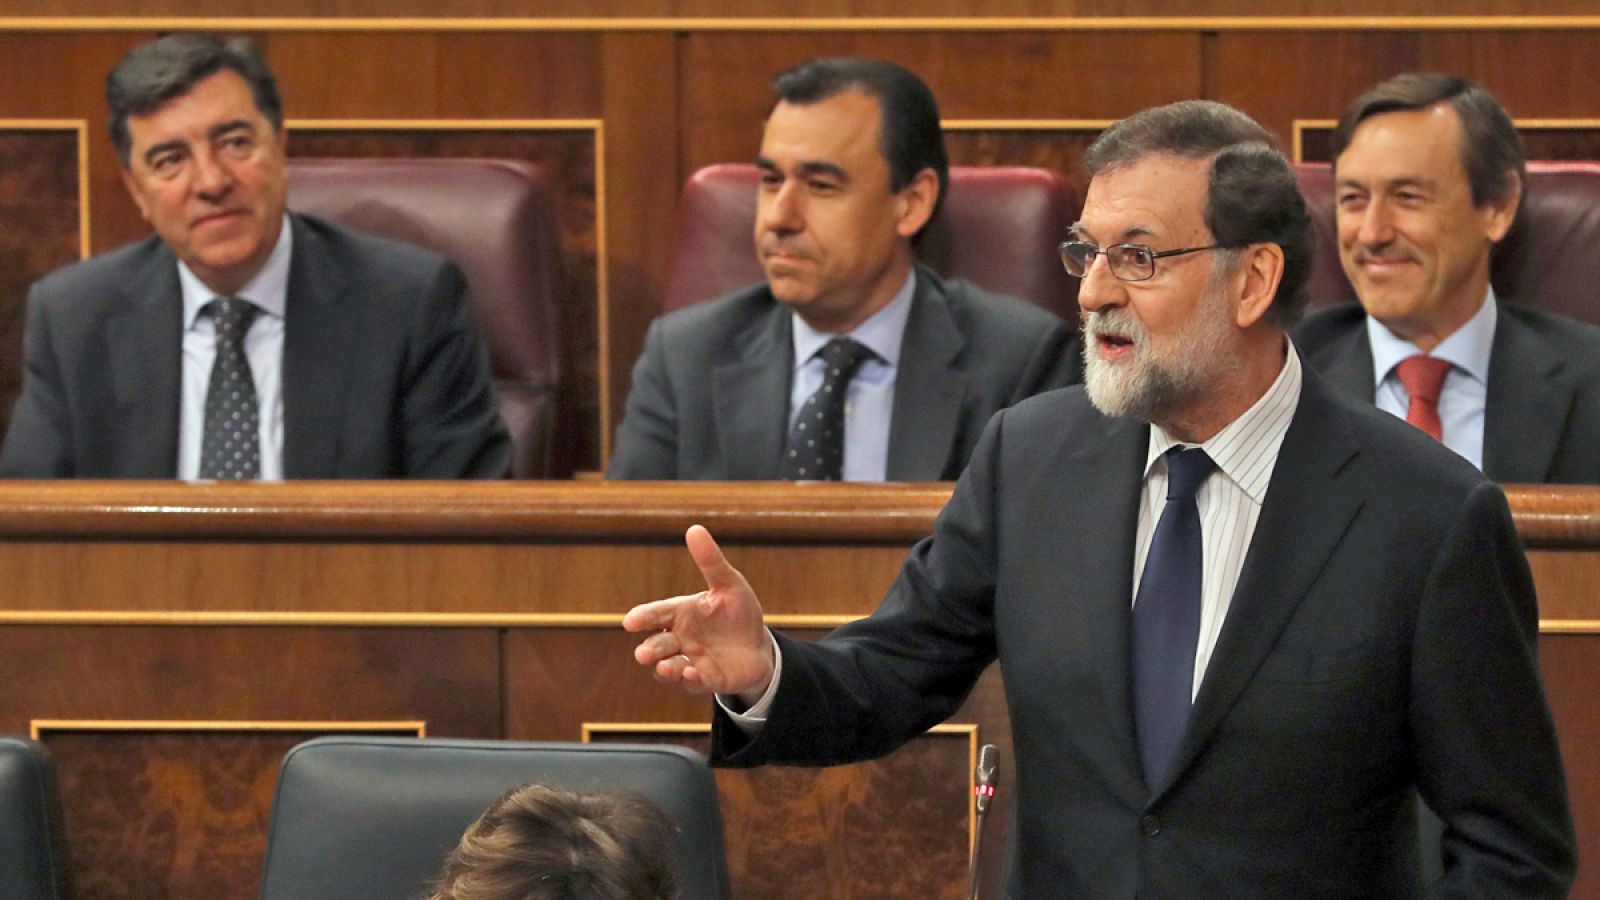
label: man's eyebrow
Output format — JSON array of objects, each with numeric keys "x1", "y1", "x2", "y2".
[
  {"x1": 1337, "y1": 175, "x2": 1435, "y2": 193},
  {"x1": 1068, "y1": 223, "x2": 1157, "y2": 243},
  {"x1": 141, "y1": 139, "x2": 187, "y2": 165},
  {"x1": 206, "y1": 119, "x2": 254, "y2": 142},
  {"x1": 794, "y1": 161, "x2": 849, "y2": 182}
]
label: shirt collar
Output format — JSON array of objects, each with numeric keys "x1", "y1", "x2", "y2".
[
  {"x1": 790, "y1": 268, "x2": 916, "y2": 371},
  {"x1": 1366, "y1": 284, "x2": 1496, "y2": 388},
  {"x1": 1145, "y1": 341, "x2": 1303, "y2": 506},
  {"x1": 180, "y1": 213, "x2": 294, "y2": 329}
]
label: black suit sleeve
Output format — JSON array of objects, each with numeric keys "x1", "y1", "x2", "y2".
[
  {"x1": 607, "y1": 318, "x2": 679, "y2": 480},
  {"x1": 713, "y1": 407, "x2": 1007, "y2": 765},
  {"x1": 1414, "y1": 481, "x2": 1576, "y2": 897},
  {"x1": 396, "y1": 261, "x2": 512, "y2": 478},
  {"x1": 1011, "y1": 317, "x2": 1082, "y2": 404},
  {"x1": 0, "y1": 285, "x2": 73, "y2": 477}
]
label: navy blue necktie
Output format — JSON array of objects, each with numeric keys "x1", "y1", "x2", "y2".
[
  {"x1": 1132, "y1": 446, "x2": 1214, "y2": 785},
  {"x1": 781, "y1": 337, "x2": 873, "y2": 481}
]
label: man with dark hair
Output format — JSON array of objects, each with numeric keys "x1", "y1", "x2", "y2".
[
  {"x1": 429, "y1": 784, "x2": 679, "y2": 900},
  {"x1": 1295, "y1": 72, "x2": 1600, "y2": 482},
  {"x1": 0, "y1": 33, "x2": 511, "y2": 479},
  {"x1": 626, "y1": 99, "x2": 1575, "y2": 896},
  {"x1": 607, "y1": 57, "x2": 1075, "y2": 481}
]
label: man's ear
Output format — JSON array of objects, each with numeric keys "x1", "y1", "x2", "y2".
[
  {"x1": 1482, "y1": 168, "x2": 1521, "y2": 243},
  {"x1": 1234, "y1": 242, "x2": 1286, "y2": 329},
  {"x1": 894, "y1": 168, "x2": 940, "y2": 239},
  {"x1": 120, "y1": 167, "x2": 152, "y2": 222}
]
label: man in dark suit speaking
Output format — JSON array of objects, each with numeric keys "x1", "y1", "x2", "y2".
[
  {"x1": 625, "y1": 100, "x2": 1575, "y2": 896},
  {"x1": 0, "y1": 34, "x2": 510, "y2": 479},
  {"x1": 607, "y1": 58, "x2": 1075, "y2": 482}
]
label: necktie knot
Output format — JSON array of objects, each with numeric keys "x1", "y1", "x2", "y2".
[
  {"x1": 206, "y1": 296, "x2": 259, "y2": 346},
  {"x1": 1395, "y1": 355, "x2": 1452, "y2": 441},
  {"x1": 1396, "y1": 355, "x2": 1451, "y2": 404},
  {"x1": 1164, "y1": 447, "x2": 1214, "y2": 505},
  {"x1": 817, "y1": 337, "x2": 872, "y2": 380}
]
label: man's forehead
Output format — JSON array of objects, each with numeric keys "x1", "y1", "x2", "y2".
[
  {"x1": 1336, "y1": 104, "x2": 1466, "y2": 182},
  {"x1": 1079, "y1": 154, "x2": 1211, "y2": 241},
  {"x1": 760, "y1": 91, "x2": 885, "y2": 166}
]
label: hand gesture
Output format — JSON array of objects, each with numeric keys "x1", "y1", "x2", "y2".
[{"x1": 623, "y1": 525, "x2": 776, "y2": 704}]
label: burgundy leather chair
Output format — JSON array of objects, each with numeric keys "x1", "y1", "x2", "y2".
[
  {"x1": 1296, "y1": 161, "x2": 1600, "y2": 326},
  {"x1": 664, "y1": 163, "x2": 1080, "y2": 320},
  {"x1": 286, "y1": 158, "x2": 563, "y2": 478}
]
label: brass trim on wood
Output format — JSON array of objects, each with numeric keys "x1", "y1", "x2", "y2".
[
  {"x1": 29, "y1": 718, "x2": 427, "y2": 739},
  {"x1": 0, "y1": 119, "x2": 91, "y2": 259},
  {"x1": 1539, "y1": 620, "x2": 1600, "y2": 634},
  {"x1": 0, "y1": 610, "x2": 862, "y2": 628},
  {"x1": 4, "y1": 16, "x2": 1600, "y2": 33},
  {"x1": 1293, "y1": 117, "x2": 1600, "y2": 163}
]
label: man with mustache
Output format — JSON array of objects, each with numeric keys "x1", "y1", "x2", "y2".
[
  {"x1": 1295, "y1": 73, "x2": 1600, "y2": 483},
  {"x1": 625, "y1": 100, "x2": 1574, "y2": 896},
  {"x1": 607, "y1": 57, "x2": 1076, "y2": 482},
  {"x1": 0, "y1": 34, "x2": 511, "y2": 479}
]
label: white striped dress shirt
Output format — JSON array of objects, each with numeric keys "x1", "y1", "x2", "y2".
[{"x1": 1135, "y1": 344, "x2": 1303, "y2": 699}]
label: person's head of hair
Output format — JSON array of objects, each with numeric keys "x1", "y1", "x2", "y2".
[
  {"x1": 771, "y1": 56, "x2": 949, "y2": 231},
  {"x1": 429, "y1": 784, "x2": 680, "y2": 900},
  {"x1": 1084, "y1": 100, "x2": 1313, "y2": 328},
  {"x1": 106, "y1": 33, "x2": 283, "y2": 167},
  {"x1": 1332, "y1": 72, "x2": 1524, "y2": 210}
]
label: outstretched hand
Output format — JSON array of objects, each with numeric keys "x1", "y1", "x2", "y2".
[{"x1": 623, "y1": 525, "x2": 776, "y2": 704}]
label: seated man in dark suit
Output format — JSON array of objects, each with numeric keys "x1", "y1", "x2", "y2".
[
  {"x1": 0, "y1": 34, "x2": 511, "y2": 479},
  {"x1": 626, "y1": 100, "x2": 1574, "y2": 896},
  {"x1": 607, "y1": 57, "x2": 1076, "y2": 482},
  {"x1": 1294, "y1": 73, "x2": 1600, "y2": 483}
]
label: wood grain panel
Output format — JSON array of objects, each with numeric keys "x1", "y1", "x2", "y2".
[
  {"x1": 598, "y1": 32, "x2": 679, "y2": 464},
  {"x1": 1213, "y1": 30, "x2": 1600, "y2": 146},
  {"x1": 287, "y1": 126, "x2": 602, "y2": 473},
  {"x1": 0, "y1": 626, "x2": 500, "y2": 733},
  {"x1": 43, "y1": 725, "x2": 418, "y2": 900},
  {"x1": 1298, "y1": 121, "x2": 1600, "y2": 164},
  {"x1": 598, "y1": 728, "x2": 974, "y2": 900},
  {"x1": 0, "y1": 126, "x2": 83, "y2": 438},
  {"x1": 1540, "y1": 634, "x2": 1600, "y2": 900},
  {"x1": 680, "y1": 31, "x2": 1203, "y2": 173},
  {"x1": 945, "y1": 123, "x2": 1102, "y2": 212}
]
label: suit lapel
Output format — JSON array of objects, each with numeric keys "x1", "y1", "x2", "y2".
[
  {"x1": 281, "y1": 216, "x2": 355, "y2": 478},
  {"x1": 886, "y1": 270, "x2": 967, "y2": 481},
  {"x1": 1151, "y1": 370, "x2": 1364, "y2": 800},
  {"x1": 107, "y1": 245, "x2": 182, "y2": 476},
  {"x1": 1304, "y1": 324, "x2": 1376, "y2": 401},
  {"x1": 712, "y1": 304, "x2": 791, "y2": 479},
  {"x1": 1483, "y1": 309, "x2": 1569, "y2": 483},
  {"x1": 1063, "y1": 416, "x2": 1150, "y2": 775}
]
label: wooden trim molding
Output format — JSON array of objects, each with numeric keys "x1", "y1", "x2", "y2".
[
  {"x1": 0, "y1": 118, "x2": 91, "y2": 259},
  {"x1": 30, "y1": 718, "x2": 428, "y2": 739},
  {"x1": 1292, "y1": 117, "x2": 1600, "y2": 163},
  {"x1": 4, "y1": 16, "x2": 1600, "y2": 32}
]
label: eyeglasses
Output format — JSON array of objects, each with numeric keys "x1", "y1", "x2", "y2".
[{"x1": 1058, "y1": 239, "x2": 1225, "y2": 282}]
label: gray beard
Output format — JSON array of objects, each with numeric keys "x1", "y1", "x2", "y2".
[{"x1": 1080, "y1": 292, "x2": 1239, "y2": 424}]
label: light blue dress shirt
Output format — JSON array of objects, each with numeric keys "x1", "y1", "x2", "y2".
[
  {"x1": 787, "y1": 270, "x2": 915, "y2": 482},
  {"x1": 177, "y1": 214, "x2": 292, "y2": 480},
  {"x1": 1366, "y1": 286, "x2": 1496, "y2": 471}
]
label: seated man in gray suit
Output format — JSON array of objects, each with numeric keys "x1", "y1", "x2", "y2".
[
  {"x1": 1294, "y1": 73, "x2": 1600, "y2": 483},
  {"x1": 0, "y1": 34, "x2": 511, "y2": 479},
  {"x1": 607, "y1": 57, "x2": 1077, "y2": 482}
]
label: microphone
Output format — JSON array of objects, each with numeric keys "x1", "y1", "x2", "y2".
[{"x1": 968, "y1": 743, "x2": 1001, "y2": 900}]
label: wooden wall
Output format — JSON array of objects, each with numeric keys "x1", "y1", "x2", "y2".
[{"x1": 1, "y1": 19, "x2": 1600, "y2": 473}]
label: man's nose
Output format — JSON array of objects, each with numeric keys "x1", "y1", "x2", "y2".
[
  {"x1": 761, "y1": 182, "x2": 803, "y2": 233},
  {"x1": 1356, "y1": 199, "x2": 1394, "y2": 247},
  {"x1": 192, "y1": 149, "x2": 234, "y2": 198},
  {"x1": 1076, "y1": 252, "x2": 1126, "y2": 315}
]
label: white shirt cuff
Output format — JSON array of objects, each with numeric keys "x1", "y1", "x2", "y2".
[{"x1": 716, "y1": 629, "x2": 782, "y2": 736}]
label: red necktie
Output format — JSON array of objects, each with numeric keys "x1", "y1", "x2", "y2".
[{"x1": 1395, "y1": 355, "x2": 1452, "y2": 441}]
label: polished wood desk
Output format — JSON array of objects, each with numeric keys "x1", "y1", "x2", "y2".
[{"x1": 0, "y1": 482, "x2": 1594, "y2": 899}]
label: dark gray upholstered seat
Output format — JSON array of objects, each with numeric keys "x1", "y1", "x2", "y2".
[
  {"x1": 0, "y1": 736, "x2": 68, "y2": 900},
  {"x1": 258, "y1": 736, "x2": 730, "y2": 900}
]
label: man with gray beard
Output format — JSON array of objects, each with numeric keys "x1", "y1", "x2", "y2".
[{"x1": 622, "y1": 100, "x2": 1574, "y2": 898}]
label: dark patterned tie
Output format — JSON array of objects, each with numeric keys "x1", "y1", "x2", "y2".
[
  {"x1": 1132, "y1": 446, "x2": 1214, "y2": 785},
  {"x1": 781, "y1": 337, "x2": 874, "y2": 481},
  {"x1": 198, "y1": 297, "x2": 261, "y2": 480}
]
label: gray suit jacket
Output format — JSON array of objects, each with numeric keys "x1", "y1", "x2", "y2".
[
  {"x1": 607, "y1": 266, "x2": 1079, "y2": 480},
  {"x1": 714, "y1": 368, "x2": 1574, "y2": 898},
  {"x1": 0, "y1": 214, "x2": 511, "y2": 478},
  {"x1": 1294, "y1": 301, "x2": 1600, "y2": 483}
]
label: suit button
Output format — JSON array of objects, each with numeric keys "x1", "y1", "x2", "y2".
[{"x1": 1140, "y1": 814, "x2": 1162, "y2": 836}]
